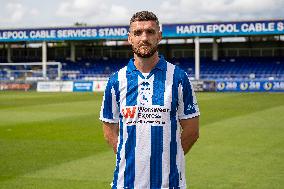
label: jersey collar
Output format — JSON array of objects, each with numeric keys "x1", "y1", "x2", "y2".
[{"x1": 127, "y1": 55, "x2": 167, "y2": 74}]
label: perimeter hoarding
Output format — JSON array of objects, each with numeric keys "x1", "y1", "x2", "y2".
[
  {"x1": 0, "y1": 26, "x2": 129, "y2": 42},
  {"x1": 73, "y1": 81, "x2": 93, "y2": 92},
  {"x1": 216, "y1": 80, "x2": 284, "y2": 92},
  {"x1": 162, "y1": 20, "x2": 284, "y2": 38},
  {"x1": 37, "y1": 81, "x2": 107, "y2": 92},
  {"x1": 36, "y1": 80, "x2": 284, "y2": 92},
  {"x1": 0, "y1": 83, "x2": 32, "y2": 91},
  {"x1": 37, "y1": 81, "x2": 73, "y2": 92}
]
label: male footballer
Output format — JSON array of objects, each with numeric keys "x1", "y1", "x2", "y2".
[{"x1": 100, "y1": 11, "x2": 200, "y2": 189}]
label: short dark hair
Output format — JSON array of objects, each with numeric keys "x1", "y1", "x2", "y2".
[{"x1": 130, "y1": 11, "x2": 159, "y2": 26}]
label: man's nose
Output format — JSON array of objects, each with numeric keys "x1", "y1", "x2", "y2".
[{"x1": 140, "y1": 31, "x2": 149, "y2": 41}]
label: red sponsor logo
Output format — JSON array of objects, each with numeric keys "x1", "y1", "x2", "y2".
[
  {"x1": 122, "y1": 107, "x2": 136, "y2": 118},
  {"x1": 0, "y1": 83, "x2": 31, "y2": 91}
]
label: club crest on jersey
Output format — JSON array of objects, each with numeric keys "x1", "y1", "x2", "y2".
[
  {"x1": 122, "y1": 107, "x2": 137, "y2": 118},
  {"x1": 139, "y1": 81, "x2": 151, "y2": 105}
]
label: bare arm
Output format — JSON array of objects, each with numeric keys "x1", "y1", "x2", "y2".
[
  {"x1": 102, "y1": 122, "x2": 119, "y2": 154},
  {"x1": 180, "y1": 116, "x2": 199, "y2": 155}
]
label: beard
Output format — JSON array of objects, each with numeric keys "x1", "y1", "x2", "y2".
[{"x1": 132, "y1": 43, "x2": 158, "y2": 58}]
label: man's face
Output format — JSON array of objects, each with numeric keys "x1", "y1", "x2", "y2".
[{"x1": 128, "y1": 20, "x2": 162, "y2": 58}]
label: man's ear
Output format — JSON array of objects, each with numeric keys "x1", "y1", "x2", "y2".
[
  {"x1": 158, "y1": 31, "x2": 162, "y2": 43},
  {"x1": 128, "y1": 32, "x2": 132, "y2": 45}
]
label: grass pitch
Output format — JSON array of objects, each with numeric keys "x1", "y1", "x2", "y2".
[{"x1": 0, "y1": 91, "x2": 283, "y2": 189}]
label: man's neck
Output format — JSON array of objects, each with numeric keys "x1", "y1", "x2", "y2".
[{"x1": 134, "y1": 52, "x2": 160, "y2": 73}]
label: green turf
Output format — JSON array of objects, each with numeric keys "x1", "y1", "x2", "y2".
[{"x1": 0, "y1": 91, "x2": 283, "y2": 189}]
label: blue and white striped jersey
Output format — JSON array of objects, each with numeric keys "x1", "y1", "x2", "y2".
[{"x1": 100, "y1": 56, "x2": 200, "y2": 189}]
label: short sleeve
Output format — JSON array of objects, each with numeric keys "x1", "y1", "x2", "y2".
[
  {"x1": 99, "y1": 76, "x2": 119, "y2": 123},
  {"x1": 177, "y1": 71, "x2": 200, "y2": 120}
]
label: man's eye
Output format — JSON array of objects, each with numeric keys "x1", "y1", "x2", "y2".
[
  {"x1": 146, "y1": 30, "x2": 155, "y2": 34},
  {"x1": 134, "y1": 30, "x2": 142, "y2": 36}
]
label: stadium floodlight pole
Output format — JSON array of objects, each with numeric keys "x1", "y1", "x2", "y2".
[
  {"x1": 70, "y1": 42, "x2": 76, "y2": 62},
  {"x1": 213, "y1": 38, "x2": 218, "y2": 61},
  {"x1": 195, "y1": 36, "x2": 200, "y2": 80},
  {"x1": 58, "y1": 63, "x2": 62, "y2": 80},
  {"x1": 42, "y1": 41, "x2": 47, "y2": 80},
  {"x1": 7, "y1": 44, "x2": 12, "y2": 63}
]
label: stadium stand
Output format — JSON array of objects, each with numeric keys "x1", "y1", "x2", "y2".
[
  {"x1": 0, "y1": 19, "x2": 284, "y2": 84},
  {"x1": 57, "y1": 57, "x2": 284, "y2": 81},
  {"x1": 1, "y1": 56, "x2": 283, "y2": 81},
  {"x1": 171, "y1": 57, "x2": 284, "y2": 80}
]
